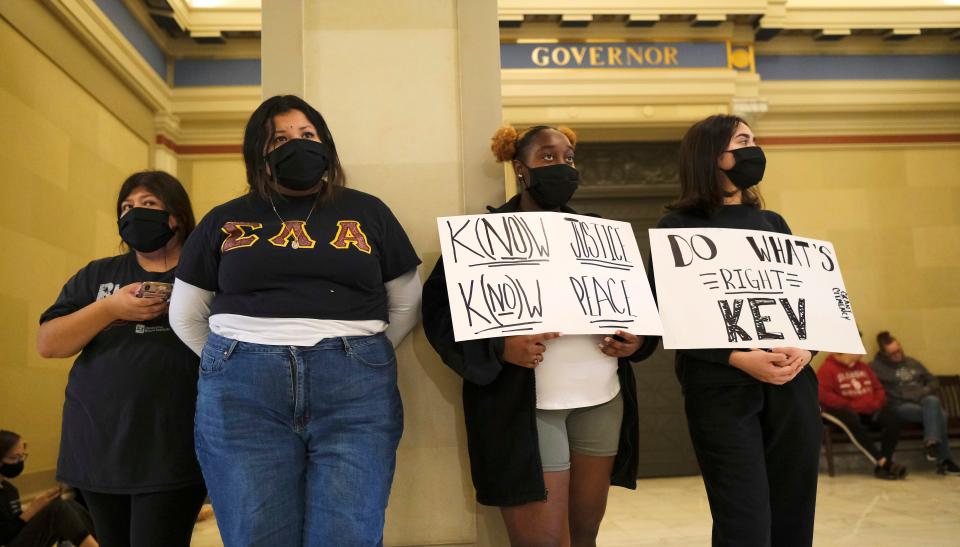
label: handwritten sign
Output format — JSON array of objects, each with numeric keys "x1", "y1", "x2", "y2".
[
  {"x1": 649, "y1": 228, "x2": 865, "y2": 354},
  {"x1": 437, "y1": 212, "x2": 663, "y2": 342}
]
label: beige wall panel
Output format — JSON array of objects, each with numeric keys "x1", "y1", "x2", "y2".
[
  {"x1": 0, "y1": 17, "x2": 149, "y2": 485},
  {"x1": 183, "y1": 157, "x2": 248, "y2": 218},
  {"x1": 763, "y1": 144, "x2": 960, "y2": 374},
  {"x1": 263, "y1": 1, "x2": 504, "y2": 544},
  {"x1": 0, "y1": 0, "x2": 156, "y2": 141}
]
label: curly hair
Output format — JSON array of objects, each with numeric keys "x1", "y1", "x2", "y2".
[{"x1": 490, "y1": 125, "x2": 577, "y2": 163}]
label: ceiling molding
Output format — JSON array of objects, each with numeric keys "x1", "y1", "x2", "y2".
[
  {"x1": 165, "y1": 0, "x2": 260, "y2": 35},
  {"x1": 43, "y1": 0, "x2": 171, "y2": 111}
]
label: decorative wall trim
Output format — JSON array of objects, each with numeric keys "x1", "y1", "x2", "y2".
[
  {"x1": 156, "y1": 135, "x2": 242, "y2": 155},
  {"x1": 43, "y1": 0, "x2": 171, "y2": 111},
  {"x1": 760, "y1": 133, "x2": 960, "y2": 146}
]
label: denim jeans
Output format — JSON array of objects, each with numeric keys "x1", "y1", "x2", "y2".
[
  {"x1": 195, "y1": 332, "x2": 403, "y2": 547},
  {"x1": 893, "y1": 395, "x2": 953, "y2": 462}
]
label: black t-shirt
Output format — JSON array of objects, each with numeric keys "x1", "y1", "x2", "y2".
[
  {"x1": 655, "y1": 205, "x2": 794, "y2": 386},
  {"x1": 39, "y1": 253, "x2": 203, "y2": 494},
  {"x1": 176, "y1": 188, "x2": 420, "y2": 322},
  {"x1": 0, "y1": 480, "x2": 24, "y2": 545}
]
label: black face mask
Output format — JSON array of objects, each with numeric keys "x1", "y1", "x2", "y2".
[
  {"x1": 118, "y1": 208, "x2": 175, "y2": 253},
  {"x1": 1, "y1": 461, "x2": 24, "y2": 478},
  {"x1": 722, "y1": 146, "x2": 766, "y2": 190},
  {"x1": 266, "y1": 139, "x2": 332, "y2": 191},
  {"x1": 523, "y1": 163, "x2": 580, "y2": 210}
]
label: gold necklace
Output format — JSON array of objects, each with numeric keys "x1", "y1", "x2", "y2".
[{"x1": 268, "y1": 193, "x2": 320, "y2": 249}]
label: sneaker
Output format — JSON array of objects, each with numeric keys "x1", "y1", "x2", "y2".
[
  {"x1": 925, "y1": 442, "x2": 939, "y2": 462},
  {"x1": 875, "y1": 464, "x2": 900, "y2": 480},
  {"x1": 937, "y1": 459, "x2": 960, "y2": 476},
  {"x1": 890, "y1": 462, "x2": 908, "y2": 479}
]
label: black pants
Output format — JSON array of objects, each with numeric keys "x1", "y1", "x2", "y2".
[
  {"x1": 683, "y1": 367, "x2": 822, "y2": 547},
  {"x1": 821, "y1": 405, "x2": 902, "y2": 463},
  {"x1": 7, "y1": 498, "x2": 94, "y2": 547},
  {"x1": 79, "y1": 483, "x2": 206, "y2": 547}
]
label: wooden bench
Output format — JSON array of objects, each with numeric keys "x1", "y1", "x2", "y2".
[{"x1": 821, "y1": 375, "x2": 960, "y2": 476}]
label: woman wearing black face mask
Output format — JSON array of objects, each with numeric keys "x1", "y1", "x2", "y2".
[
  {"x1": 36, "y1": 172, "x2": 206, "y2": 547},
  {"x1": 0, "y1": 431, "x2": 98, "y2": 547},
  {"x1": 168, "y1": 95, "x2": 421, "y2": 546},
  {"x1": 422, "y1": 125, "x2": 658, "y2": 547},
  {"x1": 651, "y1": 115, "x2": 820, "y2": 547}
]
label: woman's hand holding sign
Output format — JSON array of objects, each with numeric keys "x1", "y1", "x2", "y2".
[
  {"x1": 599, "y1": 331, "x2": 643, "y2": 358},
  {"x1": 502, "y1": 332, "x2": 562, "y2": 368},
  {"x1": 729, "y1": 349, "x2": 809, "y2": 385},
  {"x1": 773, "y1": 347, "x2": 812, "y2": 370}
]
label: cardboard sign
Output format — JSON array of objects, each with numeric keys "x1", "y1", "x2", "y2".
[
  {"x1": 649, "y1": 227, "x2": 865, "y2": 354},
  {"x1": 437, "y1": 212, "x2": 663, "y2": 342}
]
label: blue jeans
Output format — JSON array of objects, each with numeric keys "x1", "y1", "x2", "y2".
[
  {"x1": 195, "y1": 332, "x2": 403, "y2": 547},
  {"x1": 893, "y1": 395, "x2": 953, "y2": 462}
]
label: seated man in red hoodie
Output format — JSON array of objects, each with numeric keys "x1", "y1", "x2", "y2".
[{"x1": 818, "y1": 352, "x2": 907, "y2": 479}]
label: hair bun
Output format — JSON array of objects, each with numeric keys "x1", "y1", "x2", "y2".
[
  {"x1": 491, "y1": 125, "x2": 519, "y2": 162},
  {"x1": 557, "y1": 126, "x2": 577, "y2": 147}
]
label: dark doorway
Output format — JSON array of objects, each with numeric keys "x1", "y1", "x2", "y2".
[{"x1": 570, "y1": 141, "x2": 700, "y2": 478}]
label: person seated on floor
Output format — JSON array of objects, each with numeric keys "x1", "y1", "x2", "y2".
[
  {"x1": 0, "y1": 430, "x2": 98, "y2": 547},
  {"x1": 871, "y1": 331, "x2": 960, "y2": 475},
  {"x1": 817, "y1": 352, "x2": 907, "y2": 479}
]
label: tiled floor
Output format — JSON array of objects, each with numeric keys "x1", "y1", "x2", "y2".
[{"x1": 192, "y1": 472, "x2": 960, "y2": 546}]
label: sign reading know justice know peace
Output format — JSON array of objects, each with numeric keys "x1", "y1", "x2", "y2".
[
  {"x1": 437, "y1": 212, "x2": 663, "y2": 342},
  {"x1": 649, "y1": 228, "x2": 866, "y2": 354}
]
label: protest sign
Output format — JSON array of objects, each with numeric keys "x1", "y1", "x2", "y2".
[
  {"x1": 649, "y1": 227, "x2": 865, "y2": 354},
  {"x1": 437, "y1": 212, "x2": 663, "y2": 342}
]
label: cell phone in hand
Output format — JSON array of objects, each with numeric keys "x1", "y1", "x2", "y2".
[{"x1": 136, "y1": 281, "x2": 173, "y2": 301}]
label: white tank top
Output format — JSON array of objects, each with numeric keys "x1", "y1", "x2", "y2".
[{"x1": 534, "y1": 334, "x2": 620, "y2": 410}]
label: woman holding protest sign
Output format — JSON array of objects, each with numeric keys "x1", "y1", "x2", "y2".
[
  {"x1": 423, "y1": 124, "x2": 658, "y2": 547},
  {"x1": 653, "y1": 115, "x2": 820, "y2": 547}
]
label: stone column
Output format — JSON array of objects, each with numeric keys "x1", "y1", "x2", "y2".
[{"x1": 261, "y1": 2, "x2": 507, "y2": 545}]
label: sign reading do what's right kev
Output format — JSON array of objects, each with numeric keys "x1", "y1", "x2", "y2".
[{"x1": 649, "y1": 228, "x2": 865, "y2": 354}]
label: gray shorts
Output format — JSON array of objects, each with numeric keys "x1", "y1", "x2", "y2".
[{"x1": 535, "y1": 391, "x2": 624, "y2": 472}]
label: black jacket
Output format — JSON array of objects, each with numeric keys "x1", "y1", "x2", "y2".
[{"x1": 422, "y1": 195, "x2": 657, "y2": 506}]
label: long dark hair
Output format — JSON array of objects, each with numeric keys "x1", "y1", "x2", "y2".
[
  {"x1": 668, "y1": 114, "x2": 762, "y2": 217},
  {"x1": 0, "y1": 431, "x2": 20, "y2": 459},
  {"x1": 116, "y1": 171, "x2": 196, "y2": 246},
  {"x1": 242, "y1": 95, "x2": 347, "y2": 202}
]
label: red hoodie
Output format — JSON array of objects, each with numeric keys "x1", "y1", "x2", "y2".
[{"x1": 817, "y1": 355, "x2": 886, "y2": 415}]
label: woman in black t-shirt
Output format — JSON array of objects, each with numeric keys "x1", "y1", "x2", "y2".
[
  {"x1": 37, "y1": 172, "x2": 206, "y2": 547},
  {"x1": 169, "y1": 95, "x2": 421, "y2": 547},
  {"x1": 653, "y1": 115, "x2": 820, "y2": 547},
  {"x1": 0, "y1": 431, "x2": 97, "y2": 547}
]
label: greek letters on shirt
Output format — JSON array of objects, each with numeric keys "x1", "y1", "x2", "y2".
[
  {"x1": 221, "y1": 219, "x2": 372, "y2": 254},
  {"x1": 176, "y1": 190, "x2": 421, "y2": 322}
]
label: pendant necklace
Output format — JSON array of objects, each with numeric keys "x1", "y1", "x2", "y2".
[{"x1": 269, "y1": 193, "x2": 320, "y2": 249}]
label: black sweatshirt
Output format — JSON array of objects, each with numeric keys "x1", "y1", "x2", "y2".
[
  {"x1": 654, "y1": 205, "x2": 798, "y2": 387},
  {"x1": 40, "y1": 254, "x2": 204, "y2": 494},
  {"x1": 0, "y1": 480, "x2": 24, "y2": 544}
]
